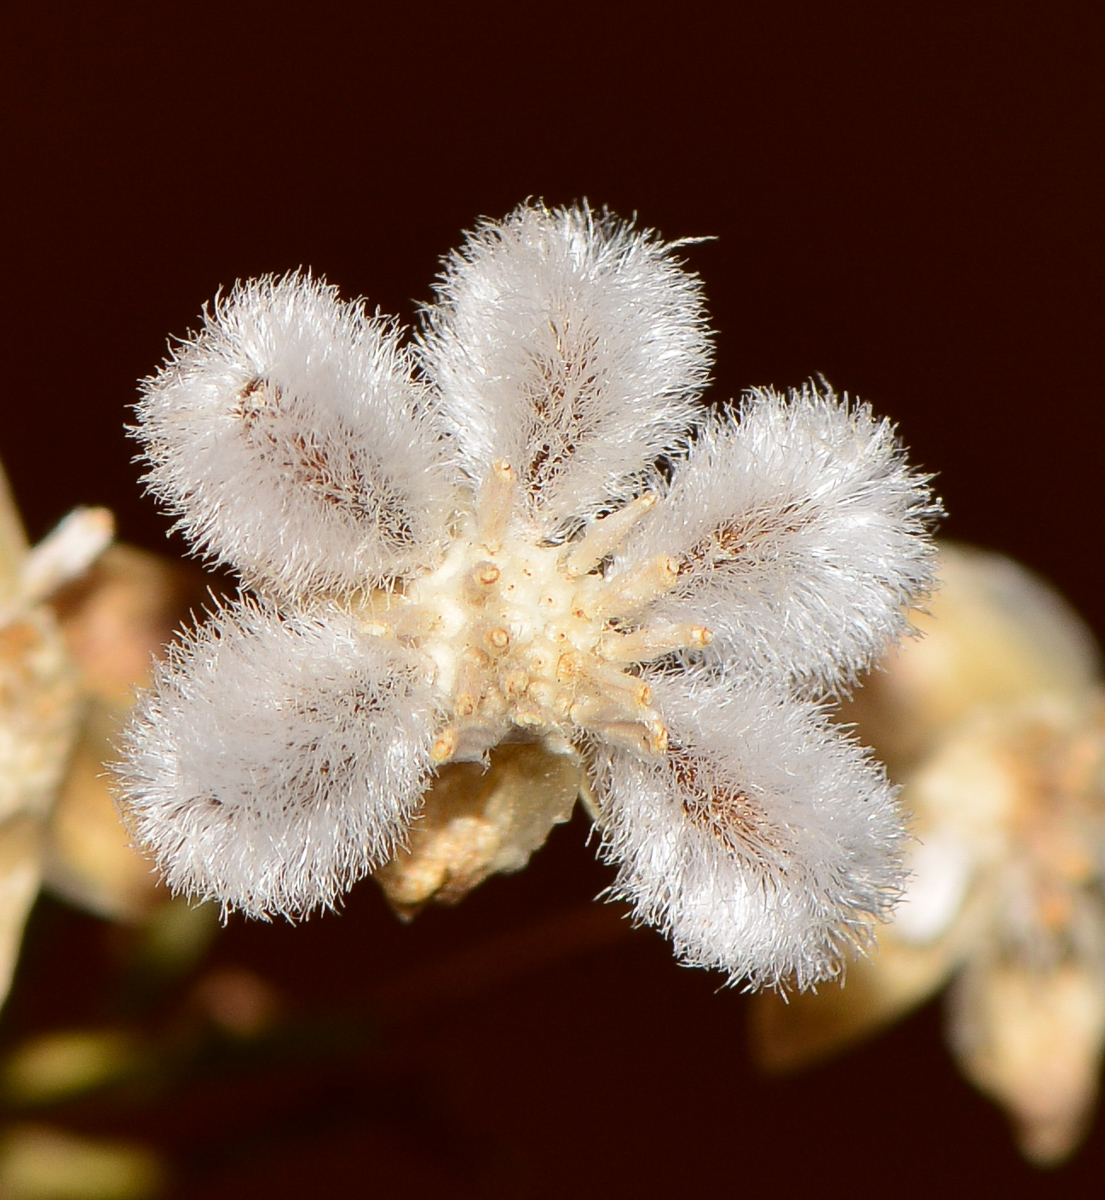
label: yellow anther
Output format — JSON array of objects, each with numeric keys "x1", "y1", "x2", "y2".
[
  {"x1": 503, "y1": 670, "x2": 529, "y2": 697},
  {"x1": 556, "y1": 650, "x2": 583, "y2": 683},
  {"x1": 431, "y1": 727, "x2": 458, "y2": 762},
  {"x1": 486, "y1": 626, "x2": 511, "y2": 652},
  {"x1": 464, "y1": 561, "x2": 502, "y2": 604}
]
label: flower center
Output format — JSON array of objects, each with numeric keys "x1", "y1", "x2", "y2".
[{"x1": 361, "y1": 461, "x2": 711, "y2": 765}]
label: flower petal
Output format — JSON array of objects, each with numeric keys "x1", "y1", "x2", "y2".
[
  {"x1": 419, "y1": 202, "x2": 712, "y2": 528},
  {"x1": 134, "y1": 273, "x2": 456, "y2": 597},
  {"x1": 618, "y1": 383, "x2": 939, "y2": 692},
  {"x1": 591, "y1": 669, "x2": 906, "y2": 988},
  {"x1": 116, "y1": 600, "x2": 442, "y2": 919}
]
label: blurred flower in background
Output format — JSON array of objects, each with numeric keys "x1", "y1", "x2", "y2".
[
  {"x1": 0, "y1": 462, "x2": 114, "y2": 1006},
  {"x1": 0, "y1": 459, "x2": 222, "y2": 1198},
  {"x1": 751, "y1": 542, "x2": 1105, "y2": 1165}
]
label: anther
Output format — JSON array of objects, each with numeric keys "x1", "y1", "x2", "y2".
[
  {"x1": 556, "y1": 650, "x2": 584, "y2": 683},
  {"x1": 485, "y1": 626, "x2": 511, "y2": 653},
  {"x1": 464, "y1": 561, "x2": 501, "y2": 603},
  {"x1": 431, "y1": 727, "x2": 459, "y2": 762},
  {"x1": 503, "y1": 669, "x2": 529, "y2": 697}
]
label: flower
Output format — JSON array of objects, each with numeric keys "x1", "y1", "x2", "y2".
[
  {"x1": 751, "y1": 543, "x2": 1105, "y2": 1160},
  {"x1": 46, "y1": 543, "x2": 213, "y2": 922},
  {"x1": 0, "y1": 453, "x2": 220, "y2": 1013},
  {"x1": 119, "y1": 202, "x2": 939, "y2": 988},
  {"x1": 0, "y1": 462, "x2": 114, "y2": 1003}
]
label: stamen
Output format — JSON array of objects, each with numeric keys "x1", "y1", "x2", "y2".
[
  {"x1": 431, "y1": 727, "x2": 459, "y2": 762},
  {"x1": 388, "y1": 603, "x2": 440, "y2": 640},
  {"x1": 587, "y1": 719, "x2": 669, "y2": 757},
  {"x1": 502, "y1": 669, "x2": 529, "y2": 697},
  {"x1": 454, "y1": 651, "x2": 486, "y2": 717},
  {"x1": 484, "y1": 626, "x2": 511, "y2": 654},
  {"x1": 586, "y1": 555, "x2": 681, "y2": 619},
  {"x1": 463, "y1": 561, "x2": 501, "y2": 604},
  {"x1": 564, "y1": 493, "x2": 658, "y2": 577},
  {"x1": 600, "y1": 623, "x2": 713, "y2": 662},
  {"x1": 476, "y1": 459, "x2": 516, "y2": 552},
  {"x1": 569, "y1": 684, "x2": 650, "y2": 728},
  {"x1": 578, "y1": 659, "x2": 652, "y2": 708}
]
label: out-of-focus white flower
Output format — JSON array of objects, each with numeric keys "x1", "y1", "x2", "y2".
[
  {"x1": 751, "y1": 543, "x2": 1105, "y2": 1161},
  {"x1": 46, "y1": 544, "x2": 213, "y2": 922},
  {"x1": 0, "y1": 457, "x2": 215, "y2": 1012},
  {"x1": 119, "y1": 202, "x2": 939, "y2": 988},
  {"x1": 0, "y1": 463, "x2": 113, "y2": 1003}
]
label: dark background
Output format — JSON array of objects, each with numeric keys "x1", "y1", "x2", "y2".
[{"x1": 3, "y1": 3, "x2": 1103, "y2": 1196}]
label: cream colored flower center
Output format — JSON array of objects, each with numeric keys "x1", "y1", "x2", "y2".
[{"x1": 361, "y1": 461, "x2": 711, "y2": 765}]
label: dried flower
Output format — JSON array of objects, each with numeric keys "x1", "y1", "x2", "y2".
[
  {"x1": 751, "y1": 543, "x2": 1105, "y2": 1160},
  {"x1": 119, "y1": 202, "x2": 938, "y2": 987},
  {"x1": 0, "y1": 463, "x2": 113, "y2": 1002},
  {"x1": 0, "y1": 453, "x2": 218, "y2": 1014},
  {"x1": 46, "y1": 544, "x2": 212, "y2": 922}
]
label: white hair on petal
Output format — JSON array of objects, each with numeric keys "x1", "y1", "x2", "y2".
[
  {"x1": 418, "y1": 201, "x2": 713, "y2": 530},
  {"x1": 592, "y1": 669, "x2": 906, "y2": 989},
  {"x1": 134, "y1": 272, "x2": 457, "y2": 598},
  {"x1": 618, "y1": 382, "x2": 940, "y2": 692},
  {"x1": 116, "y1": 599, "x2": 442, "y2": 919}
]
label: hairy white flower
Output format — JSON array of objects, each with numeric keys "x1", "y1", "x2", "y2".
[{"x1": 120, "y1": 201, "x2": 939, "y2": 987}]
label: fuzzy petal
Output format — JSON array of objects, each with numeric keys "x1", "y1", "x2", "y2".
[
  {"x1": 116, "y1": 600, "x2": 442, "y2": 919},
  {"x1": 592, "y1": 669, "x2": 906, "y2": 988},
  {"x1": 419, "y1": 202, "x2": 712, "y2": 529},
  {"x1": 618, "y1": 383, "x2": 939, "y2": 692},
  {"x1": 134, "y1": 273, "x2": 456, "y2": 597}
]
